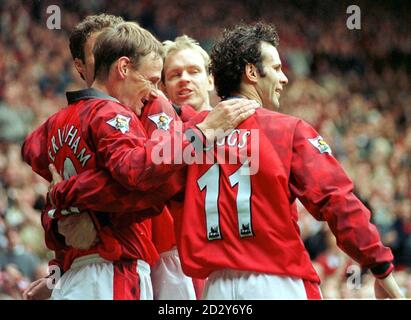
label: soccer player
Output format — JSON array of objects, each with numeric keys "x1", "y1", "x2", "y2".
[
  {"x1": 22, "y1": 22, "x2": 257, "y2": 300},
  {"x1": 23, "y1": 14, "x2": 169, "y2": 300},
  {"x1": 23, "y1": 14, "x2": 128, "y2": 300},
  {"x1": 176, "y1": 22, "x2": 402, "y2": 299}
]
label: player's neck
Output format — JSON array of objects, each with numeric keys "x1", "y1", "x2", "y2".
[
  {"x1": 198, "y1": 100, "x2": 212, "y2": 112},
  {"x1": 92, "y1": 81, "x2": 116, "y2": 100},
  {"x1": 234, "y1": 88, "x2": 262, "y2": 106}
]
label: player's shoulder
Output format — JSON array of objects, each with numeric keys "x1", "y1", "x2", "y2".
[
  {"x1": 253, "y1": 107, "x2": 301, "y2": 129},
  {"x1": 141, "y1": 96, "x2": 178, "y2": 119},
  {"x1": 63, "y1": 89, "x2": 135, "y2": 120},
  {"x1": 30, "y1": 108, "x2": 63, "y2": 133},
  {"x1": 91, "y1": 99, "x2": 136, "y2": 122},
  {"x1": 146, "y1": 95, "x2": 173, "y2": 110},
  {"x1": 92, "y1": 98, "x2": 129, "y2": 112}
]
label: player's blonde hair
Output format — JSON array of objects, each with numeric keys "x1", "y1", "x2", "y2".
[
  {"x1": 162, "y1": 35, "x2": 210, "y2": 81},
  {"x1": 94, "y1": 22, "x2": 163, "y2": 81}
]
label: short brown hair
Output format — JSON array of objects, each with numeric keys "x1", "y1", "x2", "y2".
[
  {"x1": 69, "y1": 14, "x2": 124, "y2": 62},
  {"x1": 93, "y1": 22, "x2": 163, "y2": 81}
]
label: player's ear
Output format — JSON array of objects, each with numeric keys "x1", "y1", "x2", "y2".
[
  {"x1": 207, "y1": 73, "x2": 214, "y2": 92},
  {"x1": 74, "y1": 58, "x2": 86, "y2": 81},
  {"x1": 244, "y1": 63, "x2": 258, "y2": 84},
  {"x1": 116, "y1": 57, "x2": 131, "y2": 79}
]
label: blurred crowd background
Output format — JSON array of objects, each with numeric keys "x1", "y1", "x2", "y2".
[{"x1": 0, "y1": 0, "x2": 410, "y2": 299}]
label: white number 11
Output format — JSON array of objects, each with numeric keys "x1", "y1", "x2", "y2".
[{"x1": 197, "y1": 161, "x2": 254, "y2": 240}]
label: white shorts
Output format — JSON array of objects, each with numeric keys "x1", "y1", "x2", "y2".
[
  {"x1": 151, "y1": 247, "x2": 196, "y2": 300},
  {"x1": 50, "y1": 254, "x2": 152, "y2": 300},
  {"x1": 202, "y1": 269, "x2": 322, "y2": 300}
]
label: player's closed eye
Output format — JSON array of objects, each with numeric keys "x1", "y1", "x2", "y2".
[
  {"x1": 167, "y1": 71, "x2": 180, "y2": 80},
  {"x1": 189, "y1": 67, "x2": 201, "y2": 74}
]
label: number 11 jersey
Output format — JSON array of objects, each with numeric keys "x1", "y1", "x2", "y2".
[{"x1": 176, "y1": 107, "x2": 393, "y2": 283}]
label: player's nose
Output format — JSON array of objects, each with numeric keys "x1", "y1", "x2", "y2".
[
  {"x1": 280, "y1": 70, "x2": 288, "y2": 85},
  {"x1": 180, "y1": 70, "x2": 191, "y2": 82}
]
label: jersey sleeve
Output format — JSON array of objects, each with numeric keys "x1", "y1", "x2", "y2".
[
  {"x1": 89, "y1": 100, "x2": 202, "y2": 191},
  {"x1": 289, "y1": 119, "x2": 393, "y2": 274},
  {"x1": 48, "y1": 249, "x2": 66, "y2": 275},
  {"x1": 50, "y1": 167, "x2": 185, "y2": 214},
  {"x1": 41, "y1": 200, "x2": 66, "y2": 251},
  {"x1": 140, "y1": 96, "x2": 180, "y2": 135},
  {"x1": 21, "y1": 119, "x2": 53, "y2": 182}
]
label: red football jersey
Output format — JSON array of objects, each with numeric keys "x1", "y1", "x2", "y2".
[
  {"x1": 22, "y1": 89, "x2": 199, "y2": 269},
  {"x1": 175, "y1": 108, "x2": 394, "y2": 282},
  {"x1": 47, "y1": 98, "x2": 197, "y2": 255},
  {"x1": 47, "y1": 96, "x2": 190, "y2": 255},
  {"x1": 48, "y1": 99, "x2": 202, "y2": 213}
]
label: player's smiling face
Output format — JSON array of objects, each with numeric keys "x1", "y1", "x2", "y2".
[
  {"x1": 163, "y1": 48, "x2": 213, "y2": 111},
  {"x1": 255, "y1": 42, "x2": 288, "y2": 110},
  {"x1": 125, "y1": 52, "x2": 162, "y2": 116}
]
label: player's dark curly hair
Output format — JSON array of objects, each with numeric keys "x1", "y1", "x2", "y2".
[{"x1": 210, "y1": 22, "x2": 279, "y2": 100}]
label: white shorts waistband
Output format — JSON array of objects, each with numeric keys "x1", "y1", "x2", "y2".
[
  {"x1": 70, "y1": 254, "x2": 151, "y2": 275},
  {"x1": 70, "y1": 254, "x2": 109, "y2": 269}
]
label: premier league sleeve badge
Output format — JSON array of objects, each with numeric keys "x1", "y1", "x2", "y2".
[
  {"x1": 308, "y1": 135, "x2": 332, "y2": 155},
  {"x1": 148, "y1": 112, "x2": 173, "y2": 131},
  {"x1": 106, "y1": 114, "x2": 131, "y2": 134}
]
